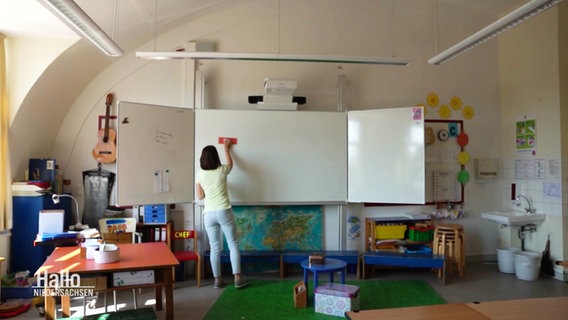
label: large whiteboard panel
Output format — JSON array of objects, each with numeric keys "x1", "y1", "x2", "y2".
[
  {"x1": 348, "y1": 107, "x2": 425, "y2": 203},
  {"x1": 116, "y1": 102, "x2": 194, "y2": 206},
  {"x1": 195, "y1": 110, "x2": 347, "y2": 203}
]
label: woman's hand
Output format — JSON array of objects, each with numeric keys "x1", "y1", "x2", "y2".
[{"x1": 224, "y1": 138, "x2": 233, "y2": 149}]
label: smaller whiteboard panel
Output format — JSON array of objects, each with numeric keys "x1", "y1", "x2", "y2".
[
  {"x1": 348, "y1": 107, "x2": 425, "y2": 204},
  {"x1": 195, "y1": 110, "x2": 347, "y2": 203},
  {"x1": 116, "y1": 102, "x2": 194, "y2": 206}
]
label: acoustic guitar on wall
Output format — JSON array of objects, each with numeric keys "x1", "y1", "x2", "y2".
[{"x1": 92, "y1": 93, "x2": 117, "y2": 163}]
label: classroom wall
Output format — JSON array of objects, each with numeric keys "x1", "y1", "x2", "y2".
[
  {"x1": 6, "y1": 37, "x2": 77, "y2": 125},
  {"x1": 81, "y1": 0, "x2": 500, "y2": 255},
  {"x1": 7, "y1": 1, "x2": 562, "y2": 262},
  {"x1": 499, "y1": 3, "x2": 566, "y2": 279}
]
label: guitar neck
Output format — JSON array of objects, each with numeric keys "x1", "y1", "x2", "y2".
[{"x1": 103, "y1": 93, "x2": 113, "y2": 142}]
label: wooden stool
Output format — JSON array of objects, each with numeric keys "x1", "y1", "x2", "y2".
[{"x1": 433, "y1": 223, "x2": 464, "y2": 278}]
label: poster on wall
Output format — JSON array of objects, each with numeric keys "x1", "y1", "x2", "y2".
[{"x1": 516, "y1": 115, "x2": 536, "y2": 155}]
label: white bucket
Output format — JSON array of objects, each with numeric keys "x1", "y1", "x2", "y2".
[
  {"x1": 496, "y1": 247, "x2": 520, "y2": 274},
  {"x1": 514, "y1": 251, "x2": 541, "y2": 281}
]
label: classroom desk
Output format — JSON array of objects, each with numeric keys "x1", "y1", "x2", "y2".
[
  {"x1": 345, "y1": 303, "x2": 488, "y2": 320},
  {"x1": 35, "y1": 242, "x2": 179, "y2": 320},
  {"x1": 466, "y1": 296, "x2": 568, "y2": 320},
  {"x1": 346, "y1": 296, "x2": 568, "y2": 320}
]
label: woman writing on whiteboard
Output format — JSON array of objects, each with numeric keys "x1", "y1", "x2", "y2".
[{"x1": 196, "y1": 139, "x2": 248, "y2": 289}]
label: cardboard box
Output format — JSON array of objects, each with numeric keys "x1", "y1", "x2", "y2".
[
  {"x1": 293, "y1": 281, "x2": 307, "y2": 308},
  {"x1": 315, "y1": 283, "x2": 360, "y2": 317},
  {"x1": 28, "y1": 158, "x2": 56, "y2": 182},
  {"x1": 113, "y1": 270, "x2": 154, "y2": 287}
]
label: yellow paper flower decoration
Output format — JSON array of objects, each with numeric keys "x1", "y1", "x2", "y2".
[
  {"x1": 438, "y1": 104, "x2": 451, "y2": 119},
  {"x1": 450, "y1": 96, "x2": 462, "y2": 110},
  {"x1": 462, "y1": 105, "x2": 475, "y2": 120},
  {"x1": 427, "y1": 92, "x2": 439, "y2": 107}
]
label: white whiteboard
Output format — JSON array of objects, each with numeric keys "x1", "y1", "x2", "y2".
[
  {"x1": 347, "y1": 107, "x2": 425, "y2": 204},
  {"x1": 195, "y1": 109, "x2": 347, "y2": 204},
  {"x1": 116, "y1": 102, "x2": 194, "y2": 206}
]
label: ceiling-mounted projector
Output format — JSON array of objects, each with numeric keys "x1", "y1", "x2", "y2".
[{"x1": 249, "y1": 79, "x2": 306, "y2": 110}]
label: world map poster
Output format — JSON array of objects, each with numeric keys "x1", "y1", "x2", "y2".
[{"x1": 229, "y1": 205, "x2": 323, "y2": 251}]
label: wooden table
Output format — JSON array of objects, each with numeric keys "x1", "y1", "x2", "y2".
[
  {"x1": 466, "y1": 296, "x2": 568, "y2": 320},
  {"x1": 346, "y1": 296, "x2": 568, "y2": 320},
  {"x1": 345, "y1": 303, "x2": 488, "y2": 320},
  {"x1": 35, "y1": 242, "x2": 179, "y2": 320}
]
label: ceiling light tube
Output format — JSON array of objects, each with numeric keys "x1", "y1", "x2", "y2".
[
  {"x1": 136, "y1": 51, "x2": 409, "y2": 66},
  {"x1": 39, "y1": 0, "x2": 124, "y2": 57},
  {"x1": 428, "y1": 0, "x2": 564, "y2": 65}
]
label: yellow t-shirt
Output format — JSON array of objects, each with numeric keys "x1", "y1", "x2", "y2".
[{"x1": 196, "y1": 165, "x2": 232, "y2": 212}]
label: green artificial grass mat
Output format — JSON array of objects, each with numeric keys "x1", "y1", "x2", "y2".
[{"x1": 204, "y1": 279, "x2": 446, "y2": 320}]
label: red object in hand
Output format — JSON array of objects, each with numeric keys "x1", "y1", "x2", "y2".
[{"x1": 218, "y1": 137, "x2": 238, "y2": 145}]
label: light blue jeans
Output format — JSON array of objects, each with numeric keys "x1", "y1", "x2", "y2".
[{"x1": 204, "y1": 208, "x2": 241, "y2": 278}]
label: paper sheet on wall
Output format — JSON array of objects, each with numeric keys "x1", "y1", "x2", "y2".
[
  {"x1": 515, "y1": 159, "x2": 546, "y2": 180},
  {"x1": 153, "y1": 169, "x2": 171, "y2": 193},
  {"x1": 433, "y1": 171, "x2": 460, "y2": 202},
  {"x1": 516, "y1": 115, "x2": 536, "y2": 155}
]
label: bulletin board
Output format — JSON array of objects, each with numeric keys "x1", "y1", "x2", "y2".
[{"x1": 424, "y1": 119, "x2": 465, "y2": 204}]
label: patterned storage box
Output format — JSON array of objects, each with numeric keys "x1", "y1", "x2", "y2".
[{"x1": 314, "y1": 283, "x2": 360, "y2": 317}]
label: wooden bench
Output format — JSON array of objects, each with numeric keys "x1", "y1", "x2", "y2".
[
  {"x1": 203, "y1": 250, "x2": 281, "y2": 276},
  {"x1": 204, "y1": 250, "x2": 360, "y2": 279},
  {"x1": 363, "y1": 251, "x2": 446, "y2": 284}
]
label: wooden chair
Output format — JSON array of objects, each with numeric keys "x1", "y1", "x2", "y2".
[
  {"x1": 167, "y1": 223, "x2": 201, "y2": 287},
  {"x1": 99, "y1": 218, "x2": 142, "y2": 244}
]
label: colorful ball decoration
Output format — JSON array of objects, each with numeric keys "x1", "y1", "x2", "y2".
[
  {"x1": 457, "y1": 132, "x2": 469, "y2": 146},
  {"x1": 457, "y1": 151, "x2": 470, "y2": 165},
  {"x1": 457, "y1": 170, "x2": 470, "y2": 184}
]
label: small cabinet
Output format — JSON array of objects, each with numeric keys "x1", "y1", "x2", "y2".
[
  {"x1": 11, "y1": 196, "x2": 71, "y2": 274},
  {"x1": 365, "y1": 216, "x2": 433, "y2": 252}
]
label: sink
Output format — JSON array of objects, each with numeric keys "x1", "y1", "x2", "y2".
[{"x1": 481, "y1": 211, "x2": 546, "y2": 227}]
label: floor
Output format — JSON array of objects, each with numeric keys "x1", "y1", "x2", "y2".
[{"x1": 17, "y1": 260, "x2": 568, "y2": 319}]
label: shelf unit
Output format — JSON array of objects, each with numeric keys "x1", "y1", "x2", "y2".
[{"x1": 365, "y1": 216, "x2": 433, "y2": 252}]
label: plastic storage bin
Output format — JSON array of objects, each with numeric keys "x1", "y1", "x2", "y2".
[
  {"x1": 375, "y1": 224, "x2": 407, "y2": 240},
  {"x1": 514, "y1": 251, "x2": 541, "y2": 281},
  {"x1": 496, "y1": 247, "x2": 520, "y2": 274},
  {"x1": 408, "y1": 226, "x2": 434, "y2": 241}
]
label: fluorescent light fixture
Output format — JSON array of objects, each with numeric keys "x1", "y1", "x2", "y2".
[
  {"x1": 39, "y1": 0, "x2": 124, "y2": 57},
  {"x1": 136, "y1": 51, "x2": 409, "y2": 66},
  {"x1": 428, "y1": 0, "x2": 564, "y2": 65}
]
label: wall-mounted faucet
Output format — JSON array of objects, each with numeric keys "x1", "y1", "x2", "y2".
[{"x1": 516, "y1": 194, "x2": 536, "y2": 214}]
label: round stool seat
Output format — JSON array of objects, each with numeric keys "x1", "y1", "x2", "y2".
[{"x1": 435, "y1": 223, "x2": 464, "y2": 231}]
